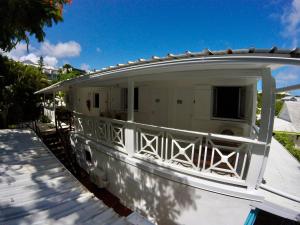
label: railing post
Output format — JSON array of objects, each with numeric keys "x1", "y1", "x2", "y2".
[
  {"x1": 125, "y1": 79, "x2": 135, "y2": 156},
  {"x1": 245, "y1": 143, "x2": 266, "y2": 189},
  {"x1": 125, "y1": 122, "x2": 135, "y2": 156}
]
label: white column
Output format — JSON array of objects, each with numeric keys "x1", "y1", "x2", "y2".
[
  {"x1": 258, "y1": 69, "x2": 273, "y2": 143},
  {"x1": 127, "y1": 79, "x2": 134, "y2": 122},
  {"x1": 125, "y1": 79, "x2": 135, "y2": 156},
  {"x1": 53, "y1": 91, "x2": 56, "y2": 125},
  {"x1": 246, "y1": 69, "x2": 275, "y2": 189},
  {"x1": 256, "y1": 75, "x2": 276, "y2": 185}
]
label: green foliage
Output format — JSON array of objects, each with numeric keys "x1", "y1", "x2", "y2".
[
  {"x1": 257, "y1": 93, "x2": 262, "y2": 109},
  {"x1": 40, "y1": 115, "x2": 51, "y2": 123},
  {"x1": 38, "y1": 56, "x2": 44, "y2": 71},
  {"x1": 0, "y1": 55, "x2": 49, "y2": 126},
  {"x1": 58, "y1": 70, "x2": 81, "y2": 81},
  {"x1": 257, "y1": 93, "x2": 283, "y2": 116},
  {"x1": 274, "y1": 133, "x2": 300, "y2": 162},
  {"x1": 52, "y1": 68, "x2": 81, "y2": 83},
  {"x1": 0, "y1": 0, "x2": 71, "y2": 51},
  {"x1": 275, "y1": 100, "x2": 283, "y2": 116}
]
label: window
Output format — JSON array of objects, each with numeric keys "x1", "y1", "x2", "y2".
[
  {"x1": 212, "y1": 86, "x2": 246, "y2": 120},
  {"x1": 122, "y1": 88, "x2": 139, "y2": 111},
  {"x1": 93, "y1": 93, "x2": 99, "y2": 108}
]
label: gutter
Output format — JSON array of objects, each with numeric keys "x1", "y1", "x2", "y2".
[{"x1": 260, "y1": 184, "x2": 300, "y2": 203}]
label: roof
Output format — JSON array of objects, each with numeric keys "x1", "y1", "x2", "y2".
[
  {"x1": 281, "y1": 96, "x2": 298, "y2": 101},
  {"x1": 255, "y1": 138, "x2": 300, "y2": 221},
  {"x1": 0, "y1": 129, "x2": 151, "y2": 225},
  {"x1": 35, "y1": 47, "x2": 300, "y2": 94},
  {"x1": 277, "y1": 101, "x2": 300, "y2": 132},
  {"x1": 273, "y1": 117, "x2": 298, "y2": 133}
]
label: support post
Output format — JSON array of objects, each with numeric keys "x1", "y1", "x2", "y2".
[
  {"x1": 258, "y1": 69, "x2": 273, "y2": 143},
  {"x1": 246, "y1": 69, "x2": 275, "y2": 189},
  {"x1": 53, "y1": 91, "x2": 56, "y2": 125},
  {"x1": 257, "y1": 75, "x2": 276, "y2": 185},
  {"x1": 127, "y1": 79, "x2": 134, "y2": 122},
  {"x1": 125, "y1": 79, "x2": 135, "y2": 156}
]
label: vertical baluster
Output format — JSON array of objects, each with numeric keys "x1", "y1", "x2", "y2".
[
  {"x1": 240, "y1": 148, "x2": 248, "y2": 178},
  {"x1": 234, "y1": 151, "x2": 240, "y2": 171},
  {"x1": 160, "y1": 132, "x2": 164, "y2": 160},
  {"x1": 210, "y1": 141, "x2": 215, "y2": 170},
  {"x1": 171, "y1": 134, "x2": 174, "y2": 163},
  {"x1": 140, "y1": 129, "x2": 143, "y2": 154},
  {"x1": 106, "y1": 120, "x2": 111, "y2": 145},
  {"x1": 135, "y1": 128, "x2": 139, "y2": 154},
  {"x1": 165, "y1": 132, "x2": 169, "y2": 161},
  {"x1": 197, "y1": 136, "x2": 202, "y2": 170},
  {"x1": 203, "y1": 138, "x2": 208, "y2": 171},
  {"x1": 191, "y1": 141, "x2": 195, "y2": 167}
]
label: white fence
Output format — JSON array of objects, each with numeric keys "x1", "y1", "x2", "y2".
[
  {"x1": 44, "y1": 106, "x2": 55, "y2": 123},
  {"x1": 73, "y1": 113, "x2": 266, "y2": 184},
  {"x1": 74, "y1": 114, "x2": 126, "y2": 153}
]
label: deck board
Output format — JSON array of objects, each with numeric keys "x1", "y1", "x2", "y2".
[{"x1": 0, "y1": 129, "x2": 138, "y2": 225}]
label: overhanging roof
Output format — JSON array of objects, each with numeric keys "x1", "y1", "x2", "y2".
[{"x1": 35, "y1": 47, "x2": 300, "y2": 94}]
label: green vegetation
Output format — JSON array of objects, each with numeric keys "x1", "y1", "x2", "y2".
[
  {"x1": 274, "y1": 132, "x2": 300, "y2": 162},
  {"x1": 0, "y1": 0, "x2": 72, "y2": 51},
  {"x1": 275, "y1": 100, "x2": 283, "y2": 116},
  {"x1": 0, "y1": 55, "x2": 49, "y2": 127},
  {"x1": 51, "y1": 64, "x2": 82, "y2": 84},
  {"x1": 56, "y1": 70, "x2": 81, "y2": 82},
  {"x1": 256, "y1": 93, "x2": 283, "y2": 117},
  {"x1": 40, "y1": 115, "x2": 51, "y2": 123}
]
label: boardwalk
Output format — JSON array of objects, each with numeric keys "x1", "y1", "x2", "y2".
[{"x1": 0, "y1": 129, "x2": 148, "y2": 225}]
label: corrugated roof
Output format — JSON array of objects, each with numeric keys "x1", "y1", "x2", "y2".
[
  {"x1": 35, "y1": 47, "x2": 300, "y2": 94},
  {"x1": 278, "y1": 101, "x2": 300, "y2": 132},
  {"x1": 95, "y1": 47, "x2": 299, "y2": 73},
  {"x1": 0, "y1": 129, "x2": 151, "y2": 225}
]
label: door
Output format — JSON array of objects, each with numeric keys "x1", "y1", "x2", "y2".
[
  {"x1": 172, "y1": 88, "x2": 193, "y2": 130},
  {"x1": 150, "y1": 88, "x2": 169, "y2": 126}
]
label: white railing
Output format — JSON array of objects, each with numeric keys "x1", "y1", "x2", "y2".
[
  {"x1": 73, "y1": 113, "x2": 266, "y2": 184},
  {"x1": 134, "y1": 123, "x2": 254, "y2": 180},
  {"x1": 74, "y1": 113, "x2": 126, "y2": 153}
]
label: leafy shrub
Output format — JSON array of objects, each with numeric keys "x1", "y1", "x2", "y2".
[
  {"x1": 40, "y1": 115, "x2": 51, "y2": 123},
  {"x1": 274, "y1": 133, "x2": 300, "y2": 162},
  {"x1": 275, "y1": 100, "x2": 283, "y2": 116}
]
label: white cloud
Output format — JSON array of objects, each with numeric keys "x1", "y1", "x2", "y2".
[
  {"x1": 19, "y1": 53, "x2": 39, "y2": 64},
  {"x1": 44, "y1": 56, "x2": 58, "y2": 67},
  {"x1": 5, "y1": 43, "x2": 28, "y2": 59},
  {"x1": 281, "y1": 0, "x2": 300, "y2": 46},
  {"x1": 96, "y1": 47, "x2": 101, "y2": 53},
  {"x1": 80, "y1": 63, "x2": 90, "y2": 71},
  {"x1": 3, "y1": 40, "x2": 81, "y2": 67},
  {"x1": 274, "y1": 66, "x2": 300, "y2": 86},
  {"x1": 40, "y1": 41, "x2": 81, "y2": 58}
]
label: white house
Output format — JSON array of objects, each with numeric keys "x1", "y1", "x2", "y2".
[
  {"x1": 36, "y1": 48, "x2": 300, "y2": 225},
  {"x1": 22, "y1": 59, "x2": 59, "y2": 80},
  {"x1": 274, "y1": 101, "x2": 300, "y2": 148}
]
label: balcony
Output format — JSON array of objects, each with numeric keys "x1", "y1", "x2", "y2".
[{"x1": 73, "y1": 112, "x2": 266, "y2": 188}]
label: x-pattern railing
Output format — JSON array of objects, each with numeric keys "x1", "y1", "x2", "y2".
[
  {"x1": 74, "y1": 114, "x2": 261, "y2": 181},
  {"x1": 135, "y1": 128, "x2": 164, "y2": 160},
  {"x1": 74, "y1": 114, "x2": 126, "y2": 153},
  {"x1": 134, "y1": 123, "x2": 252, "y2": 180}
]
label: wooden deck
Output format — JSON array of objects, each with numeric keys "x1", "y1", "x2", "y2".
[{"x1": 0, "y1": 129, "x2": 151, "y2": 225}]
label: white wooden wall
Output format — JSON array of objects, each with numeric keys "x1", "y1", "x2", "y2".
[{"x1": 71, "y1": 76, "x2": 257, "y2": 136}]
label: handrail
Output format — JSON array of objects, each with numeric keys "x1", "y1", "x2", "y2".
[
  {"x1": 131, "y1": 121, "x2": 265, "y2": 145},
  {"x1": 74, "y1": 112, "x2": 265, "y2": 146}
]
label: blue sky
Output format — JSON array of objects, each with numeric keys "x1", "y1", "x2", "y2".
[{"x1": 5, "y1": 0, "x2": 300, "y2": 94}]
